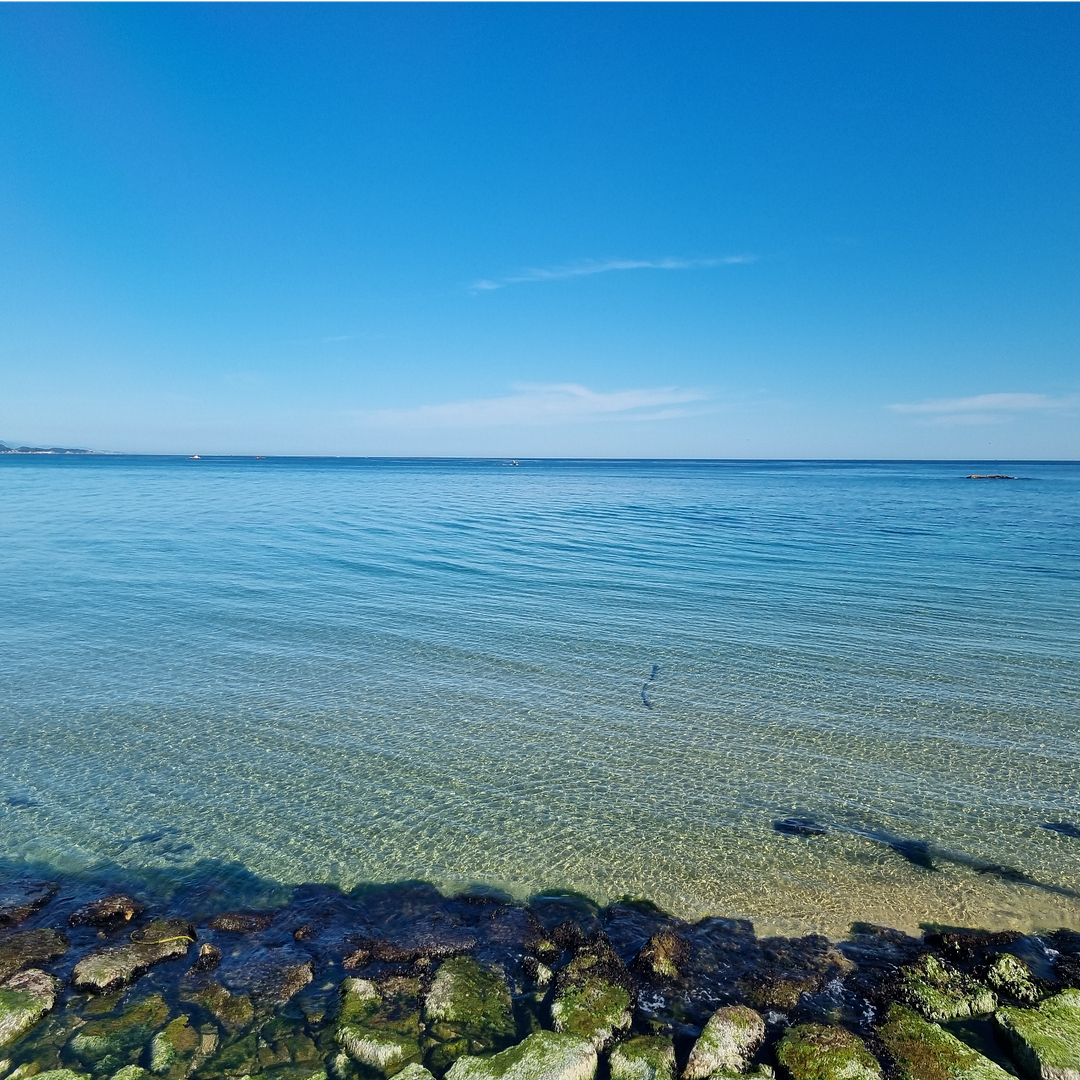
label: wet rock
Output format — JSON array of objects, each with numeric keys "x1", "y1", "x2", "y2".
[
  {"x1": 609, "y1": 1036, "x2": 676, "y2": 1080},
  {"x1": 898, "y1": 956, "x2": 997, "y2": 1022},
  {"x1": 445, "y1": 1030, "x2": 597, "y2": 1080},
  {"x1": 632, "y1": 933, "x2": 690, "y2": 984},
  {"x1": 1056, "y1": 958, "x2": 1080, "y2": 991},
  {"x1": 344, "y1": 932, "x2": 478, "y2": 969},
  {"x1": 67, "y1": 993, "x2": 170, "y2": 1072},
  {"x1": 774, "y1": 1025, "x2": 881, "y2": 1080},
  {"x1": 423, "y1": 957, "x2": 516, "y2": 1069},
  {"x1": 185, "y1": 982, "x2": 255, "y2": 1031},
  {"x1": 69, "y1": 895, "x2": 145, "y2": 928},
  {"x1": 192, "y1": 944, "x2": 222, "y2": 973},
  {"x1": 985, "y1": 955, "x2": 1041, "y2": 1004},
  {"x1": 148, "y1": 1015, "x2": 205, "y2": 1077},
  {"x1": 30, "y1": 1072, "x2": 89, "y2": 1080},
  {"x1": 72, "y1": 920, "x2": 196, "y2": 993},
  {"x1": 207, "y1": 912, "x2": 274, "y2": 934},
  {"x1": 0, "y1": 929, "x2": 70, "y2": 982},
  {"x1": 335, "y1": 977, "x2": 422, "y2": 1075},
  {"x1": 550, "y1": 939, "x2": 635, "y2": 1051},
  {"x1": 396, "y1": 1065, "x2": 437, "y2": 1080},
  {"x1": 0, "y1": 969, "x2": 61, "y2": 1047},
  {"x1": 994, "y1": 988, "x2": 1080, "y2": 1080},
  {"x1": 878, "y1": 1004, "x2": 1011, "y2": 1080},
  {"x1": 251, "y1": 961, "x2": 315, "y2": 1009},
  {"x1": 0, "y1": 882, "x2": 56, "y2": 928},
  {"x1": 521, "y1": 958, "x2": 553, "y2": 987},
  {"x1": 110, "y1": 1067, "x2": 151, "y2": 1080},
  {"x1": 683, "y1": 1007, "x2": 765, "y2": 1079},
  {"x1": 924, "y1": 933, "x2": 1022, "y2": 964},
  {"x1": 742, "y1": 937, "x2": 851, "y2": 1011}
]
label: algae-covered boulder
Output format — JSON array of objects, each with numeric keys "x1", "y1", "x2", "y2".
[
  {"x1": 67, "y1": 994, "x2": 170, "y2": 1072},
  {"x1": 994, "y1": 988, "x2": 1080, "y2": 1080},
  {"x1": 148, "y1": 1014, "x2": 213, "y2": 1077},
  {"x1": 774, "y1": 1025, "x2": 881, "y2": 1080},
  {"x1": 610, "y1": 1036, "x2": 676, "y2": 1080},
  {"x1": 424, "y1": 957, "x2": 516, "y2": 1068},
  {"x1": 0, "y1": 929, "x2": 70, "y2": 982},
  {"x1": 985, "y1": 956, "x2": 1040, "y2": 1005},
  {"x1": 396, "y1": 1065, "x2": 437, "y2": 1080},
  {"x1": 632, "y1": 933, "x2": 690, "y2": 984},
  {"x1": 69, "y1": 895, "x2": 145, "y2": 929},
  {"x1": 683, "y1": 1007, "x2": 764, "y2": 1080},
  {"x1": 898, "y1": 956, "x2": 997, "y2": 1022},
  {"x1": 110, "y1": 1067, "x2": 151, "y2": 1080},
  {"x1": 72, "y1": 920, "x2": 196, "y2": 994},
  {"x1": 878, "y1": 1004, "x2": 1012, "y2": 1080},
  {"x1": 335, "y1": 977, "x2": 422, "y2": 1076},
  {"x1": 0, "y1": 968, "x2": 61, "y2": 1047},
  {"x1": 32, "y1": 1071, "x2": 90, "y2": 1080},
  {"x1": 185, "y1": 982, "x2": 254, "y2": 1031},
  {"x1": 550, "y1": 941, "x2": 635, "y2": 1052},
  {"x1": 445, "y1": 1030, "x2": 597, "y2": 1080}
]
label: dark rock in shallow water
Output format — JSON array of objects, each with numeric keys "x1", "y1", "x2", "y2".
[
  {"x1": 184, "y1": 980, "x2": 255, "y2": 1031},
  {"x1": 774, "y1": 818, "x2": 828, "y2": 838},
  {"x1": 72, "y1": 919, "x2": 196, "y2": 993},
  {"x1": 1057, "y1": 955, "x2": 1080, "y2": 989},
  {"x1": 192, "y1": 943, "x2": 222, "y2": 972},
  {"x1": 0, "y1": 927, "x2": 70, "y2": 982},
  {"x1": 207, "y1": 911, "x2": 274, "y2": 933},
  {"x1": 66, "y1": 993, "x2": 170, "y2": 1071},
  {"x1": 1043, "y1": 822, "x2": 1080, "y2": 840},
  {"x1": 0, "y1": 881, "x2": 56, "y2": 927},
  {"x1": 923, "y1": 930, "x2": 1022, "y2": 963},
  {"x1": 631, "y1": 931, "x2": 690, "y2": 983},
  {"x1": 69, "y1": 894, "x2": 145, "y2": 928}
]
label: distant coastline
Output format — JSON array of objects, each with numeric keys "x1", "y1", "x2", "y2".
[{"x1": 0, "y1": 441, "x2": 108, "y2": 455}]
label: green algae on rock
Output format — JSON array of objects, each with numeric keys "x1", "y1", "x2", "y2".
[
  {"x1": 335, "y1": 977, "x2": 422, "y2": 1076},
  {"x1": 985, "y1": 957, "x2": 1041, "y2": 1006},
  {"x1": 631, "y1": 934, "x2": 689, "y2": 984},
  {"x1": 682, "y1": 1007, "x2": 765, "y2": 1080},
  {"x1": 29, "y1": 1071, "x2": 90, "y2": 1080},
  {"x1": 994, "y1": 988, "x2": 1080, "y2": 1080},
  {"x1": 423, "y1": 957, "x2": 516, "y2": 1065},
  {"x1": 0, "y1": 969, "x2": 61, "y2": 1047},
  {"x1": 148, "y1": 1014, "x2": 211, "y2": 1077},
  {"x1": 609, "y1": 1036, "x2": 675, "y2": 1080},
  {"x1": 110, "y1": 1066, "x2": 152, "y2": 1080},
  {"x1": 899, "y1": 957, "x2": 997, "y2": 1023},
  {"x1": 185, "y1": 982, "x2": 255, "y2": 1031},
  {"x1": 774, "y1": 1024, "x2": 881, "y2": 1080},
  {"x1": 72, "y1": 921, "x2": 196, "y2": 994},
  {"x1": 67, "y1": 993, "x2": 171, "y2": 1073},
  {"x1": 550, "y1": 943, "x2": 634, "y2": 1052},
  {"x1": 0, "y1": 930, "x2": 70, "y2": 984},
  {"x1": 445, "y1": 1030, "x2": 597, "y2": 1080},
  {"x1": 877, "y1": 1004, "x2": 1012, "y2": 1080}
]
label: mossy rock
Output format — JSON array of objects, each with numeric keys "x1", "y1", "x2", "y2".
[
  {"x1": 631, "y1": 933, "x2": 689, "y2": 984},
  {"x1": 72, "y1": 922, "x2": 196, "y2": 994},
  {"x1": 609, "y1": 1036, "x2": 675, "y2": 1080},
  {"x1": 445, "y1": 1030, "x2": 597, "y2": 1080},
  {"x1": 66, "y1": 994, "x2": 170, "y2": 1072},
  {"x1": 424, "y1": 958, "x2": 515, "y2": 1064},
  {"x1": 899, "y1": 958, "x2": 997, "y2": 1023},
  {"x1": 878, "y1": 1004, "x2": 1012, "y2": 1080},
  {"x1": 683, "y1": 1007, "x2": 764, "y2": 1080},
  {"x1": 985, "y1": 958, "x2": 1040, "y2": 1006},
  {"x1": 0, "y1": 931, "x2": 70, "y2": 983},
  {"x1": 149, "y1": 1015, "x2": 207, "y2": 1077},
  {"x1": 994, "y1": 988, "x2": 1080, "y2": 1080},
  {"x1": 335, "y1": 978, "x2": 422, "y2": 1076},
  {"x1": 28, "y1": 1071, "x2": 89, "y2": 1080},
  {"x1": 550, "y1": 944, "x2": 634, "y2": 1052},
  {"x1": 111, "y1": 1067, "x2": 152, "y2": 1080},
  {"x1": 775, "y1": 1024, "x2": 881, "y2": 1080},
  {"x1": 0, "y1": 970, "x2": 61, "y2": 1047},
  {"x1": 186, "y1": 984, "x2": 255, "y2": 1032},
  {"x1": 193, "y1": 1029, "x2": 260, "y2": 1080}
]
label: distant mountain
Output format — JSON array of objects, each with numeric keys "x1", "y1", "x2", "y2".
[{"x1": 0, "y1": 441, "x2": 101, "y2": 454}]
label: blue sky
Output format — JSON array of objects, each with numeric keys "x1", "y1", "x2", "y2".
[{"x1": 0, "y1": 3, "x2": 1076, "y2": 457}]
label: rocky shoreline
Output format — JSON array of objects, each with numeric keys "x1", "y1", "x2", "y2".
[{"x1": 0, "y1": 873, "x2": 1078, "y2": 1080}]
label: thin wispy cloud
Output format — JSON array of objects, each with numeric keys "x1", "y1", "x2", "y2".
[
  {"x1": 357, "y1": 383, "x2": 708, "y2": 429},
  {"x1": 888, "y1": 392, "x2": 1078, "y2": 426},
  {"x1": 472, "y1": 255, "x2": 753, "y2": 291}
]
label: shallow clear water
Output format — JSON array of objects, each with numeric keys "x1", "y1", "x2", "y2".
[{"x1": 1, "y1": 457, "x2": 1078, "y2": 937}]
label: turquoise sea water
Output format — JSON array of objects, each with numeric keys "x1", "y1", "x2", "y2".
[{"x1": 1, "y1": 457, "x2": 1078, "y2": 937}]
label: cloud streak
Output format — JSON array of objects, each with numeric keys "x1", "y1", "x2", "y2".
[
  {"x1": 357, "y1": 383, "x2": 708, "y2": 429},
  {"x1": 888, "y1": 392, "x2": 1079, "y2": 426},
  {"x1": 472, "y1": 255, "x2": 753, "y2": 291}
]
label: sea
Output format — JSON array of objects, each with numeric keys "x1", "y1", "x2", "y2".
[{"x1": 1, "y1": 456, "x2": 1078, "y2": 939}]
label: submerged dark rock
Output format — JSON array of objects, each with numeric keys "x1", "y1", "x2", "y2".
[
  {"x1": 206, "y1": 911, "x2": 274, "y2": 933},
  {"x1": 0, "y1": 928, "x2": 69, "y2": 982},
  {"x1": 774, "y1": 818, "x2": 828, "y2": 838},
  {"x1": 191, "y1": 943, "x2": 222, "y2": 972},
  {"x1": 631, "y1": 930, "x2": 690, "y2": 983},
  {"x1": 68, "y1": 894, "x2": 145, "y2": 928},
  {"x1": 0, "y1": 881, "x2": 56, "y2": 927},
  {"x1": 1044, "y1": 822, "x2": 1080, "y2": 840}
]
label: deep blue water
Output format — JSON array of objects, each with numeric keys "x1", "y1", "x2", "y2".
[{"x1": 1, "y1": 457, "x2": 1078, "y2": 936}]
